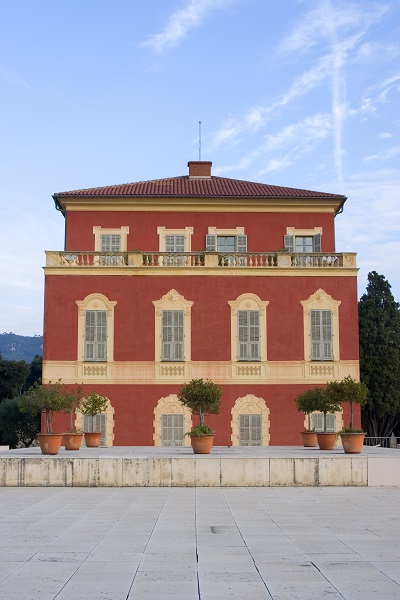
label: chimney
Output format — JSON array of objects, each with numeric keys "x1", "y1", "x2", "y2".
[{"x1": 188, "y1": 161, "x2": 212, "y2": 179}]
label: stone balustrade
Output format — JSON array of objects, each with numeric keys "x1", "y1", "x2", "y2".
[{"x1": 45, "y1": 251, "x2": 356, "y2": 269}]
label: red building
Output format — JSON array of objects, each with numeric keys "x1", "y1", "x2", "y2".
[{"x1": 43, "y1": 160, "x2": 360, "y2": 446}]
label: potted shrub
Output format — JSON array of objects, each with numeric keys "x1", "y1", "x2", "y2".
[
  {"x1": 20, "y1": 380, "x2": 70, "y2": 455},
  {"x1": 326, "y1": 376, "x2": 368, "y2": 453},
  {"x1": 178, "y1": 378, "x2": 222, "y2": 454},
  {"x1": 80, "y1": 392, "x2": 109, "y2": 447},
  {"x1": 63, "y1": 384, "x2": 84, "y2": 450},
  {"x1": 294, "y1": 388, "x2": 321, "y2": 447},
  {"x1": 313, "y1": 387, "x2": 341, "y2": 450}
]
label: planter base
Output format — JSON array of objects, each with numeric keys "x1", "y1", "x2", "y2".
[
  {"x1": 190, "y1": 435, "x2": 214, "y2": 454},
  {"x1": 316, "y1": 432, "x2": 337, "y2": 450},
  {"x1": 300, "y1": 431, "x2": 317, "y2": 447},
  {"x1": 64, "y1": 433, "x2": 83, "y2": 451},
  {"x1": 37, "y1": 433, "x2": 63, "y2": 455},
  {"x1": 340, "y1": 432, "x2": 365, "y2": 454},
  {"x1": 84, "y1": 432, "x2": 102, "y2": 448}
]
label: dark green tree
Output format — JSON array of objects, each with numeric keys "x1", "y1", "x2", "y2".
[
  {"x1": 0, "y1": 355, "x2": 29, "y2": 401},
  {"x1": 22, "y1": 355, "x2": 42, "y2": 392},
  {"x1": 0, "y1": 397, "x2": 40, "y2": 448},
  {"x1": 359, "y1": 271, "x2": 400, "y2": 437}
]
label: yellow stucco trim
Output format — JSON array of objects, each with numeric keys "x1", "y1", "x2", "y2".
[
  {"x1": 301, "y1": 289, "x2": 341, "y2": 362},
  {"x1": 208, "y1": 226, "x2": 245, "y2": 236},
  {"x1": 286, "y1": 226, "x2": 323, "y2": 236},
  {"x1": 152, "y1": 289, "x2": 193, "y2": 362},
  {"x1": 231, "y1": 394, "x2": 270, "y2": 446},
  {"x1": 42, "y1": 359, "x2": 360, "y2": 385},
  {"x1": 153, "y1": 394, "x2": 192, "y2": 447},
  {"x1": 75, "y1": 293, "x2": 117, "y2": 363},
  {"x1": 228, "y1": 293, "x2": 269, "y2": 362}
]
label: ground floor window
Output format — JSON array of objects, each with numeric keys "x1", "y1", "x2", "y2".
[
  {"x1": 161, "y1": 414, "x2": 184, "y2": 446},
  {"x1": 239, "y1": 414, "x2": 262, "y2": 446},
  {"x1": 82, "y1": 414, "x2": 107, "y2": 446},
  {"x1": 312, "y1": 413, "x2": 336, "y2": 432}
]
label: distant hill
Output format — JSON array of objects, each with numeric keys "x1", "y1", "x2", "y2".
[{"x1": 0, "y1": 333, "x2": 43, "y2": 363}]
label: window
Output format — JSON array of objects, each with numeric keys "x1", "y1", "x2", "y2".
[
  {"x1": 76, "y1": 293, "x2": 117, "y2": 366},
  {"x1": 165, "y1": 234, "x2": 185, "y2": 265},
  {"x1": 284, "y1": 233, "x2": 321, "y2": 253},
  {"x1": 310, "y1": 310, "x2": 332, "y2": 360},
  {"x1": 238, "y1": 310, "x2": 260, "y2": 361},
  {"x1": 83, "y1": 414, "x2": 107, "y2": 446},
  {"x1": 84, "y1": 310, "x2": 107, "y2": 361},
  {"x1": 228, "y1": 293, "x2": 268, "y2": 363},
  {"x1": 312, "y1": 413, "x2": 335, "y2": 432},
  {"x1": 162, "y1": 310, "x2": 184, "y2": 361},
  {"x1": 153, "y1": 290, "x2": 193, "y2": 365},
  {"x1": 301, "y1": 289, "x2": 340, "y2": 364},
  {"x1": 239, "y1": 414, "x2": 262, "y2": 446},
  {"x1": 100, "y1": 234, "x2": 123, "y2": 265},
  {"x1": 161, "y1": 414, "x2": 184, "y2": 446},
  {"x1": 206, "y1": 234, "x2": 247, "y2": 252}
]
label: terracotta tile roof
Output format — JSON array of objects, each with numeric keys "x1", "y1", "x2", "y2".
[{"x1": 53, "y1": 175, "x2": 345, "y2": 201}]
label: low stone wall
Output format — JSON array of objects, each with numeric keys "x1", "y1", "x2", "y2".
[{"x1": 1, "y1": 454, "x2": 398, "y2": 487}]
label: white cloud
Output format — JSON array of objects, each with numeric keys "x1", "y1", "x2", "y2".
[
  {"x1": 141, "y1": 0, "x2": 239, "y2": 53},
  {"x1": 0, "y1": 67, "x2": 30, "y2": 90},
  {"x1": 378, "y1": 132, "x2": 394, "y2": 139},
  {"x1": 363, "y1": 146, "x2": 400, "y2": 162}
]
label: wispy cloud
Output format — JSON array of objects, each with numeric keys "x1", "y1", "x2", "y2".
[
  {"x1": 141, "y1": 0, "x2": 239, "y2": 53},
  {"x1": 0, "y1": 67, "x2": 30, "y2": 90},
  {"x1": 363, "y1": 146, "x2": 400, "y2": 162}
]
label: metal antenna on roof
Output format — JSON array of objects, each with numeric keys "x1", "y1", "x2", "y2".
[{"x1": 199, "y1": 121, "x2": 202, "y2": 161}]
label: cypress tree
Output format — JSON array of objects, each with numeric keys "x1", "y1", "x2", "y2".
[{"x1": 359, "y1": 271, "x2": 400, "y2": 436}]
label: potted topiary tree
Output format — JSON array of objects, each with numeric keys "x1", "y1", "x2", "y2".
[
  {"x1": 79, "y1": 392, "x2": 109, "y2": 447},
  {"x1": 20, "y1": 380, "x2": 70, "y2": 455},
  {"x1": 63, "y1": 384, "x2": 84, "y2": 450},
  {"x1": 294, "y1": 388, "x2": 321, "y2": 447},
  {"x1": 313, "y1": 387, "x2": 342, "y2": 450},
  {"x1": 326, "y1": 376, "x2": 368, "y2": 453},
  {"x1": 178, "y1": 378, "x2": 222, "y2": 454}
]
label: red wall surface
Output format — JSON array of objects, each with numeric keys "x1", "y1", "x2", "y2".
[
  {"x1": 64, "y1": 210, "x2": 337, "y2": 253},
  {"x1": 43, "y1": 273, "x2": 359, "y2": 363}
]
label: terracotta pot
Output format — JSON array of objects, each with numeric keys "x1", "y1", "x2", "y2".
[
  {"x1": 84, "y1": 432, "x2": 102, "y2": 448},
  {"x1": 190, "y1": 434, "x2": 214, "y2": 454},
  {"x1": 37, "y1": 433, "x2": 63, "y2": 455},
  {"x1": 300, "y1": 431, "x2": 318, "y2": 447},
  {"x1": 64, "y1": 433, "x2": 83, "y2": 451},
  {"x1": 316, "y1": 432, "x2": 337, "y2": 450},
  {"x1": 340, "y1": 432, "x2": 365, "y2": 454}
]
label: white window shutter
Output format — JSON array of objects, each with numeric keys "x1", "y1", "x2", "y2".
[
  {"x1": 206, "y1": 235, "x2": 216, "y2": 251},
  {"x1": 236, "y1": 235, "x2": 247, "y2": 253},
  {"x1": 284, "y1": 235, "x2": 294, "y2": 252},
  {"x1": 313, "y1": 233, "x2": 321, "y2": 252}
]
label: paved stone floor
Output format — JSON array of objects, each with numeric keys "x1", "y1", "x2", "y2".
[{"x1": 0, "y1": 486, "x2": 399, "y2": 600}]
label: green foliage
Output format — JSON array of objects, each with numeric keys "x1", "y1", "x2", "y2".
[
  {"x1": 359, "y1": 271, "x2": 400, "y2": 436},
  {"x1": 79, "y1": 392, "x2": 109, "y2": 417},
  {"x1": 295, "y1": 386, "x2": 341, "y2": 433},
  {"x1": 0, "y1": 397, "x2": 40, "y2": 448},
  {"x1": 326, "y1": 376, "x2": 368, "y2": 430},
  {"x1": 20, "y1": 380, "x2": 71, "y2": 433},
  {"x1": 62, "y1": 384, "x2": 84, "y2": 430},
  {"x1": 178, "y1": 378, "x2": 222, "y2": 431},
  {"x1": 22, "y1": 355, "x2": 42, "y2": 392},
  {"x1": 185, "y1": 425, "x2": 214, "y2": 437},
  {"x1": 0, "y1": 357, "x2": 29, "y2": 401}
]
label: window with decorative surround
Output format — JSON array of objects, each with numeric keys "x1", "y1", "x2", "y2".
[
  {"x1": 301, "y1": 289, "x2": 340, "y2": 363},
  {"x1": 76, "y1": 293, "x2": 117, "y2": 364},
  {"x1": 231, "y1": 394, "x2": 270, "y2": 447},
  {"x1": 228, "y1": 293, "x2": 268, "y2": 362},
  {"x1": 153, "y1": 289, "x2": 193, "y2": 365}
]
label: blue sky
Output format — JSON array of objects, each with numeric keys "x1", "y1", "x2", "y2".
[{"x1": 1, "y1": 0, "x2": 399, "y2": 336}]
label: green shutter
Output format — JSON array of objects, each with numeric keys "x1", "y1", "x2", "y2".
[
  {"x1": 162, "y1": 310, "x2": 184, "y2": 361},
  {"x1": 84, "y1": 310, "x2": 107, "y2": 361},
  {"x1": 313, "y1": 233, "x2": 321, "y2": 252},
  {"x1": 310, "y1": 310, "x2": 332, "y2": 360},
  {"x1": 238, "y1": 310, "x2": 260, "y2": 361}
]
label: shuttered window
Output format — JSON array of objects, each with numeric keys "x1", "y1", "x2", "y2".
[
  {"x1": 100, "y1": 234, "x2": 122, "y2": 265},
  {"x1": 310, "y1": 310, "x2": 333, "y2": 360},
  {"x1": 238, "y1": 310, "x2": 260, "y2": 361},
  {"x1": 162, "y1": 310, "x2": 184, "y2": 361},
  {"x1": 164, "y1": 235, "x2": 185, "y2": 265},
  {"x1": 239, "y1": 414, "x2": 262, "y2": 446},
  {"x1": 206, "y1": 235, "x2": 247, "y2": 252},
  {"x1": 84, "y1": 310, "x2": 107, "y2": 361},
  {"x1": 161, "y1": 414, "x2": 184, "y2": 446},
  {"x1": 312, "y1": 413, "x2": 335, "y2": 432},
  {"x1": 82, "y1": 414, "x2": 107, "y2": 446},
  {"x1": 284, "y1": 234, "x2": 321, "y2": 253}
]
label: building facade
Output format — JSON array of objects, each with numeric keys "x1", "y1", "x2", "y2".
[{"x1": 43, "y1": 160, "x2": 360, "y2": 446}]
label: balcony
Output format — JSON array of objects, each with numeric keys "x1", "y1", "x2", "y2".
[{"x1": 45, "y1": 251, "x2": 356, "y2": 269}]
